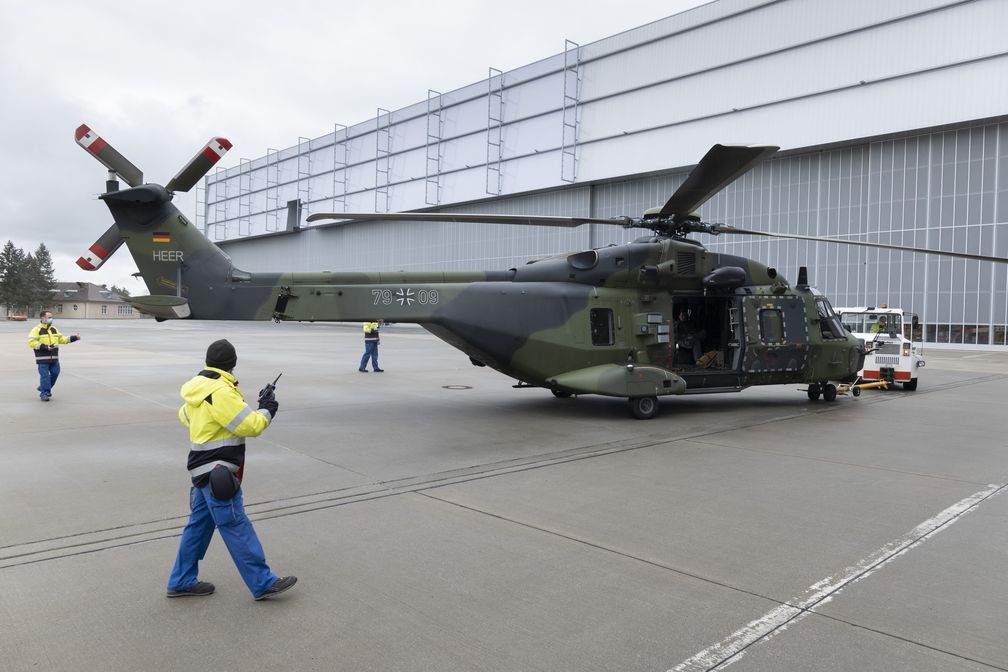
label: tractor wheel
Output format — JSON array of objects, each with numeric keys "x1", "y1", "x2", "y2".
[
  {"x1": 902, "y1": 378, "x2": 918, "y2": 391},
  {"x1": 807, "y1": 383, "x2": 821, "y2": 401},
  {"x1": 629, "y1": 396, "x2": 659, "y2": 420},
  {"x1": 823, "y1": 383, "x2": 838, "y2": 402},
  {"x1": 551, "y1": 389, "x2": 572, "y2": 399},
  {"x1": 852, "y1": 386, "x2": 861, "y2": 397}
]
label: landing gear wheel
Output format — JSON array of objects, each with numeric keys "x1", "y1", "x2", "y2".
[
  {"x1": 629, "y1": 396, "x2": 659, "y2": 420},
  {"x1": 902, "y1": 378, "x2": 918, "y2": 391},
  {"x1": 807, "y1": 383, "x2": 821, "y2": 401},
  {"x1": 551, "y1": 389, "x2": 572, "y2": 399},
  {"x1": 823, "y1": 383, "x2": 838, "y2": 402}
]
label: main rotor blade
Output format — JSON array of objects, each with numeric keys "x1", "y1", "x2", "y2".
[
  {"x1": 659, "y1": 144, "x2": 778, "y2": 218},
  {"x1": 306, "y1": 212, "x2": 627, "y2": 227},
  {"x1": 165, "y1": 137, "x2": 233, "y2": 192},
  {"x1": 717, "y1": 226, "x2": 1008, "y2": 264},
  {"x1": 75, "y1": 124, "x2": 144, "y2": 187},
  {"x1": 76, "y1": 223, "x2": 125, "y2": 271}
]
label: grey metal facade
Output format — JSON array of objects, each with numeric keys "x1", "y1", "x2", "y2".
[{"x1": 213, "y1": 0, "x2": 1008, "y2": 347}]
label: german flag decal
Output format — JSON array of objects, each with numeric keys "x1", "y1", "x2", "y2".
[{"x1": 152, "y1": 232, "x2": 171, "y2": 243}]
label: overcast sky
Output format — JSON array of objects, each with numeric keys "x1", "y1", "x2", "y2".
[{"x1": 0, "y1": 0, "x2": 708, "y2": 293}]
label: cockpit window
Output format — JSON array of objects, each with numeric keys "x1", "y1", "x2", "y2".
[{"x1": 816, "y1": 299, "x2": 847, "y2": 339}]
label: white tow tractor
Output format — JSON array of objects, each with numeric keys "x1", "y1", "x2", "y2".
[{"x1": 836, "y1": 305, "x2": 925, "y2": 391}]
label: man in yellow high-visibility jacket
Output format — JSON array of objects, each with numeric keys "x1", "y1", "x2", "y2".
[
  {"x1": 166, "y1": 339, "x2": 297, "y2": 601},
  {"x1": 358, "y1": 320, "x2": 384, "y2": 372},
  {"x1": 27, "y1": 310, "x2": 80, "y2": 401}
]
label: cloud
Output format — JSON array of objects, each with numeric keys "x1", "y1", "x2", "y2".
[{"x1": 0, "y1": 0, "x2": 704, "y2": 291}]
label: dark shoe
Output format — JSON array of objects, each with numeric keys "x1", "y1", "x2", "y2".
[
  {"x1": 40, "y1": 396, "x2": 50, "y2": 402},
  {"x1": 373, "y1": 368, "x2": 384, "y2": 373},
  {"x1": 255, "y1": 576, "x2": 297, "y2": 601},
  {"x1": 358, "y1": 368, "x2": 368, "y2": 372},
  {"x1": 167, "y1": 581, "x2": 215, "y2": 598}
]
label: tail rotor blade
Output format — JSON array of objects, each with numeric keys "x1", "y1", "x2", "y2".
[
  {"x1": 165, "y1": 137, "x2": 233, "y2": 192},
  {"x1": 76, "y1": 223, "x2": 125, "y2": 271},
  {"x1": 75, "y1": 124, "x2": 144, "y2": 187}
]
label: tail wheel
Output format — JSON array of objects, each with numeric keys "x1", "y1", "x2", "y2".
[
  {"x1": 902, "y1": 378, "x2": 918, "y2": 391},
  {"x1": 629, "y1": 396, "x2": 659, "y2": 420},
  {"x1": 551, "y1": 389, "x2": 572, "y2": 399},
  {"x1": 807, "y1": 383, "x2": 821, "y2": 401},
  {"x1": 823, "y1": 383, "x2": 838, "y2": 402}
]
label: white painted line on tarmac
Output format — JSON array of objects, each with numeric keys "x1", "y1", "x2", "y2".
[{"x1": 670, "y1": 482, "x2": 1005, "y2": 672}]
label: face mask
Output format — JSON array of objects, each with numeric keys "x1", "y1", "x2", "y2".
[{"x1": 44, "y1": 318, "x2": 53, "y2": 325}]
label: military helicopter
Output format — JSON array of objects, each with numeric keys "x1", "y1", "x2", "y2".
[{"x1": 74, "y1": 125, "x2": 1008, "y2": 418}]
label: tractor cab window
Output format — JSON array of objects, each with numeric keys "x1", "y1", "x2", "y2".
[
  {"x1": 758, "y1": 308, "x2": 785, "y2": 344},
  {"x1": 815, "y1": 298, "x2": 847, "y2": 339},
  {"x1": 590, "y1": 308, "x2": 614, "y2": 346}
]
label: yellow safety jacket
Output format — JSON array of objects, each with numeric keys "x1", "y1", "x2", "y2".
[
  {"x1": 178, "y1": 367, "x2": 273, "y2": 486},
  {"x1": 363, "y1": 321, "x2": 380, "y2": 343},
  {"x1": 28, "y1": 323, "x2": 71, "y2": 362}
]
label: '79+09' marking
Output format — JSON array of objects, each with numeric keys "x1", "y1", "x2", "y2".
[{"x1": 372, "y1": 288, "x2": 439, "y2": 307}]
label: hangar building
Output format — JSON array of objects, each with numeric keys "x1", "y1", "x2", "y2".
[{"x1": 202, "y1": 0, "x2": 1008, "y2": 347}]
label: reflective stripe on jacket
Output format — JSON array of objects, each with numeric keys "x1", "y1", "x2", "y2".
[
  {"x1": 178, "y1": 367, "x2": 272, "y2": 487},
  {"x1": 28, "y1": 324, "x2": 70, "y2": 362},
  {"x1": 363, "y1": 321, "x2": 380, "y2": 343}
]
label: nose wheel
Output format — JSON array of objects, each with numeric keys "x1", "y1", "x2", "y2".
[{"x1": 806, "y1": 382, "x2": 838, "y2": 401}]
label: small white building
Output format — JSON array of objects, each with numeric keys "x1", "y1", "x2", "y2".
[{"x1": 46, "y1": 282, "x2": 145, "y2": 320}]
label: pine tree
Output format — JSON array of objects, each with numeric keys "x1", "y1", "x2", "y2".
[
  {"x1": 26, "y1": 243, "x2": 57, "y2": 314},
  {"x1": 0, "y1": 241, "x2": 27, "y2": 315}
]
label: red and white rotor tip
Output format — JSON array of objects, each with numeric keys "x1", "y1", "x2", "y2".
[
  {"x1": 75, "y1": 224, "x2": 124, "y2": 271},
  {"x1": 165, "y1": 136, "x2": 233, "y2": 193},
  {"x1": 74, "y1": 123, "x2": 144, "y2": 187}
]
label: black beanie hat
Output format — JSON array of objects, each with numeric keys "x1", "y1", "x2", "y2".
[{"x1": 206, "y1": 339, "x2": 237, "y2": 371}]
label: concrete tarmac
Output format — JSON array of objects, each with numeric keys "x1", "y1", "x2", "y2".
[{"x1": 1, "y1": 319, "x2": 1006, "y2": 671}]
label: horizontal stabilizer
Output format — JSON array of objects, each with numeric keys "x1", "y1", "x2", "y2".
[
  {"x1": 75, "y1": 124, "x2": 144, "y2": 187},
  {"x1": 76, "y1": 223, "x2": 125, "y2": 271},
  {"x1": 165, "y1": 137, "x2": 233, "y2": 193},
  {"x1": 124, "y1": 295, "x2": 191, "y2": 320}
]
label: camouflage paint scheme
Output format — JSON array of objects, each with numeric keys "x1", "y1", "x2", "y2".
[
  {"x1": 79, "y1": 131, "x2": 894, "y2": 417},
  {"x1": 100, "y1": 184, "x2": 865, "y2": 399}
]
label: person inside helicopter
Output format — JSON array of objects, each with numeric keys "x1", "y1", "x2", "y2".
[{"x1": 675, "y1": 307, "x2": 705, "y2": 365}]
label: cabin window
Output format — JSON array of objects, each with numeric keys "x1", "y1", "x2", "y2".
[
  {"x1": 590, "y1": 308, "x2": 614, "y2": 346},
  {"x1": 758, "y1": 308, "x2": 785, "y2": 344}
]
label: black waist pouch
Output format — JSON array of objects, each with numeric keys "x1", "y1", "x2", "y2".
[{"x1": 209, "y1": 464, "x2": 240, "y2": 500}]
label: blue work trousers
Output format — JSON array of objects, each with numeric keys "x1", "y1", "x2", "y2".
[
  {"x1": 37, "y1": 360, "x2": 60, "y2": 398},
  {"x1": 359, "y1": 341, "x2": 379, "y2": 370},
  {"x1": 167, "y1": 484, "x2": 278, "y2": 598}
]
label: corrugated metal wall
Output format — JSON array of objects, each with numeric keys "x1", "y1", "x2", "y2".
[{"x1": 214, "y1": 0, "x2": 1008, "y2": 346}]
